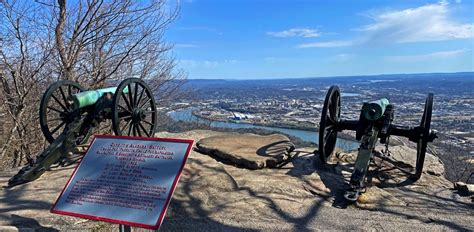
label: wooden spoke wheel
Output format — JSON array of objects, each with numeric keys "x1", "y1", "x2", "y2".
[
  {"x1": 412, "y1": 93, "x2": 434, "y2": 181},
  {"x1": 112, "y1": 78, "x2": 157, "y2": 137},
  {"x1": 318, "y1": 85, "x2": 341, "y2": 163},
  {"x1": 39, "y1": 80, "x2": 85, "y2": 143}
]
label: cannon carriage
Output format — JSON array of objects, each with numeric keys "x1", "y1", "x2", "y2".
[
  {"x1": 8, "y1": 78, "x2": 158, "y2": 187},
  {"x1": 40, "y1": 78, "x2": 157, "y2": 143},
  {"x1": 318, "y1": 85, "x2": 437, "y2": 201}
]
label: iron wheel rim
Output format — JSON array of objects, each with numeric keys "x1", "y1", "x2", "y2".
[
  {"x1": 112, "y1": 78, "x2": 157, "y2": 137},
  {"x1": 318, "y1": 85, "x2": 341, "y2": 164},
  {"x1": 413, "y1": 93, "x2": 433, "y2": 180},
  {"x1": 39, "y1": 80, "x2": 85, "y2": 143}
]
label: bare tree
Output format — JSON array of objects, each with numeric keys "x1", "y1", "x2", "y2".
[
  {"x1": 0, "y1": 1, "x2": 55, "y2": 168},
  {"x1": 0, "y1": 0, "x2": 184, "y2": 170},
  {"x1": 52, "y1": 0, "x2": 184, "y2": 97}
]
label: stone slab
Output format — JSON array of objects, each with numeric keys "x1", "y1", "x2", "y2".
[{"x1": 196, "y1": 133, "x2": 295, "y2": 169}]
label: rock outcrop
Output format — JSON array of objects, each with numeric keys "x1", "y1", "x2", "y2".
[
  {"x1": 0, "y1": 130, "x2": 472, "y2": 231},
  {"x1": 196, "y1": 132, "x2": 295, "y2": 169}
]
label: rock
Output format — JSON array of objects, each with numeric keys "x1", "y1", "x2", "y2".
[
  {"x1": 376, "y1": 145, "x2": 445, "y2": 176},
  {"x1": 356, "y1": 186, "x2": 406, "y2": 208},
  {"x1": 0, "y1": 130, "x2": 472, "y2": 231},
  {"x1": 0, "y1": 226, "x2": 20, "y2": 232},
  {"x1": 196, "y1": 133, "x2": 295, "y2": 169},
  {"x1": 334, "y1": 152, "x2": 356, "y2": 163},
  {"x1": 454, "y1": 182, "x2": 474, "y2": 196},
  {"x1": 0, "y1": 166, "x2": 114, "y2": 231}
]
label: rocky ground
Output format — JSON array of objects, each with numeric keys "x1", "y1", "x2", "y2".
[{"x1": 0, "y1": 130, "x2": 472, "y2": 231}]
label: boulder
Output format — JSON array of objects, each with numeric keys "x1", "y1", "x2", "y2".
[
  {"x1": 454, "y1": 182, "x2": 474, "y2": 196},
  {"x1": 196, "y1": 133, "x2": 295, "y2": 169}
]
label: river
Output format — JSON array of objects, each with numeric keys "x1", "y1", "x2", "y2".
[{"x1": 168, "y1": 108, "x2": 359, "y2": 151}]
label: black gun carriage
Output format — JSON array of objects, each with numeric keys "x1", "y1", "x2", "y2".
[{"x1": 318, "y1": 85, "x2": 437, "y2": 201}]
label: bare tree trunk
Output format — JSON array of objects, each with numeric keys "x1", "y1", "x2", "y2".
[{"x1": 55, "y1": 0, "x2": 71, "y2": 80}]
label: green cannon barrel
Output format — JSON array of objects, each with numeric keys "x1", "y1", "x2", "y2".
[
  {"x1": 362, "y1": 98, "x2": 389, "y2": 121},
  {"x1": 69, "y1": 87, "x2": 128, "y2": 109}
]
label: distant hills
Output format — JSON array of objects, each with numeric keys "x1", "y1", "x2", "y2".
[
  {"x1": 187, "y1": 72, "x2": 474, "y2": 82},
  {"x1": 183, "y1": 72, "x2": 474, "y2": 97}
]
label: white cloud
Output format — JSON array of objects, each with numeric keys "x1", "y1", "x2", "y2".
[
  {"x1": 179, "y1": 60, "x2": 198, "y2": 68},
  {"x1": 332, "y1": 53, "x2": 355, "y2": 61},
  {"x1": 297, "y1": 40, "x2": 353, "y2": 48},
  {"x1": 223, "y1": 59, "x2": 238, "y2": 63},
  {"x1": 385, "y1": 49, "x2": 469, "y2": 62},
  {"x1": 202, "y1": 60, "x2": 219, "y2": 68},
  {"x1": 180, "y1": 59, "x2": 238, "y2": 68},
  {"x1": 267, "y1": 28, "x2": 321, "y2": 38},
  {"x1": 357, "y1": 2, "x2": 474, "y2": 43},
  {"x1": 180, "y1": 60, "x2": 218, "y2": 68}
]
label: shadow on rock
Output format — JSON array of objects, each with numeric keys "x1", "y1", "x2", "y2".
[
  {"x1": 9, "y1": 214, "x2": 59, "y2": 232},
  {"x1": 256, "y1": 140, "x2": 295, "y2": 158},
  {"x1": 1, "y1": 184, "x2": 52, "y2": 215},
  {"x1": 312, "y1": 155, "x2": 351, "y2": 208}
]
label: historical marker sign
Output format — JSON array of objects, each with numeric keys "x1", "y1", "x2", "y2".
[{"x1": 51, "y1": 135, "x2": 194, "y2": 229}]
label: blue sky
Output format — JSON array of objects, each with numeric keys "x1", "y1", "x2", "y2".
[{"x1": 165, "y1": 0, "x2": 474, "y2": 79}]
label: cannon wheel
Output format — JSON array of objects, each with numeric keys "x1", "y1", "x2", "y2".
[
  {"x1": 318, "y1": 85, "x2": 341, "y2": 163},
  {"x1": 412, "y1": 93, "x2": 434, "y2": 180},
  {"x1": 112, "y1": 78, "x2": 157, "y2": 137},
  {"x1": 40, "y1": 80, "x2": 85, "y2": 143}
]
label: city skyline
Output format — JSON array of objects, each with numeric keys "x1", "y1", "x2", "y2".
[{"x1": 166, "y1": 0, "x2": 474, "y2": 79}]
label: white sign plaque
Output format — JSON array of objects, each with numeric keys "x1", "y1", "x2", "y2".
[{"x1": 51, "y1": 135, "x2": 193, "y2": 229}]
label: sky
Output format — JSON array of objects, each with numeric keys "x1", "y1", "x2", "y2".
[{"x1": 165, "y1": 0, "x2": 474, "y2": 79}]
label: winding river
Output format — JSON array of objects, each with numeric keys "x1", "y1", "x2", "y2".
[{"x1": 168, "y1": 108, "x2": 359, "y2": 151}]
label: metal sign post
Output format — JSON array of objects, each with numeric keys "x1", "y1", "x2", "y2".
[{"x1": 119, "y1": 224, "x2": 131, "y2": 232}]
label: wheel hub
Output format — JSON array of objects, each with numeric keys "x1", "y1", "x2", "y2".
[{"x1": 132, "y1": 109, "x2": 146, "y2": 122}]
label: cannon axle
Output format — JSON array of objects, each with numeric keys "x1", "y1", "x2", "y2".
[{"x1": 336, "y1": 120, "x2": 436, "y2": 144}]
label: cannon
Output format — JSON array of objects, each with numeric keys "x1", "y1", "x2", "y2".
[
  {"x1": 8, "y1": 78, "x2": 157, "y2": 187},
  {"x1": 318, "y1": 85, "x2": 437, "y2": 201}
]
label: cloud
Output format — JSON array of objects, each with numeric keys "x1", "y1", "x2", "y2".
[
  {"x1": 297, "y1": 40, "x2": 353, "y2": 48},
  {"x1": 180, "y1": 59, "x2": 238, "y2": 68},
  {"x1": 223, "y1": 59, "x2": 238, "y2": 63},
  {"x1": 385, "y1": 49, "x2": 469, "y2": 62},
  {"x1": 332, "y1": 53, "x2": 355, "y2": 61},
  {"x1": 267, "y1": 28, "x2": 321, "y2": 38},
  {"x1": 357, "y1": 2, "x2": 474, "y2": 43},
  {"x1": 180, "y1": 60, "x2": 218, "y2": 68}
]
